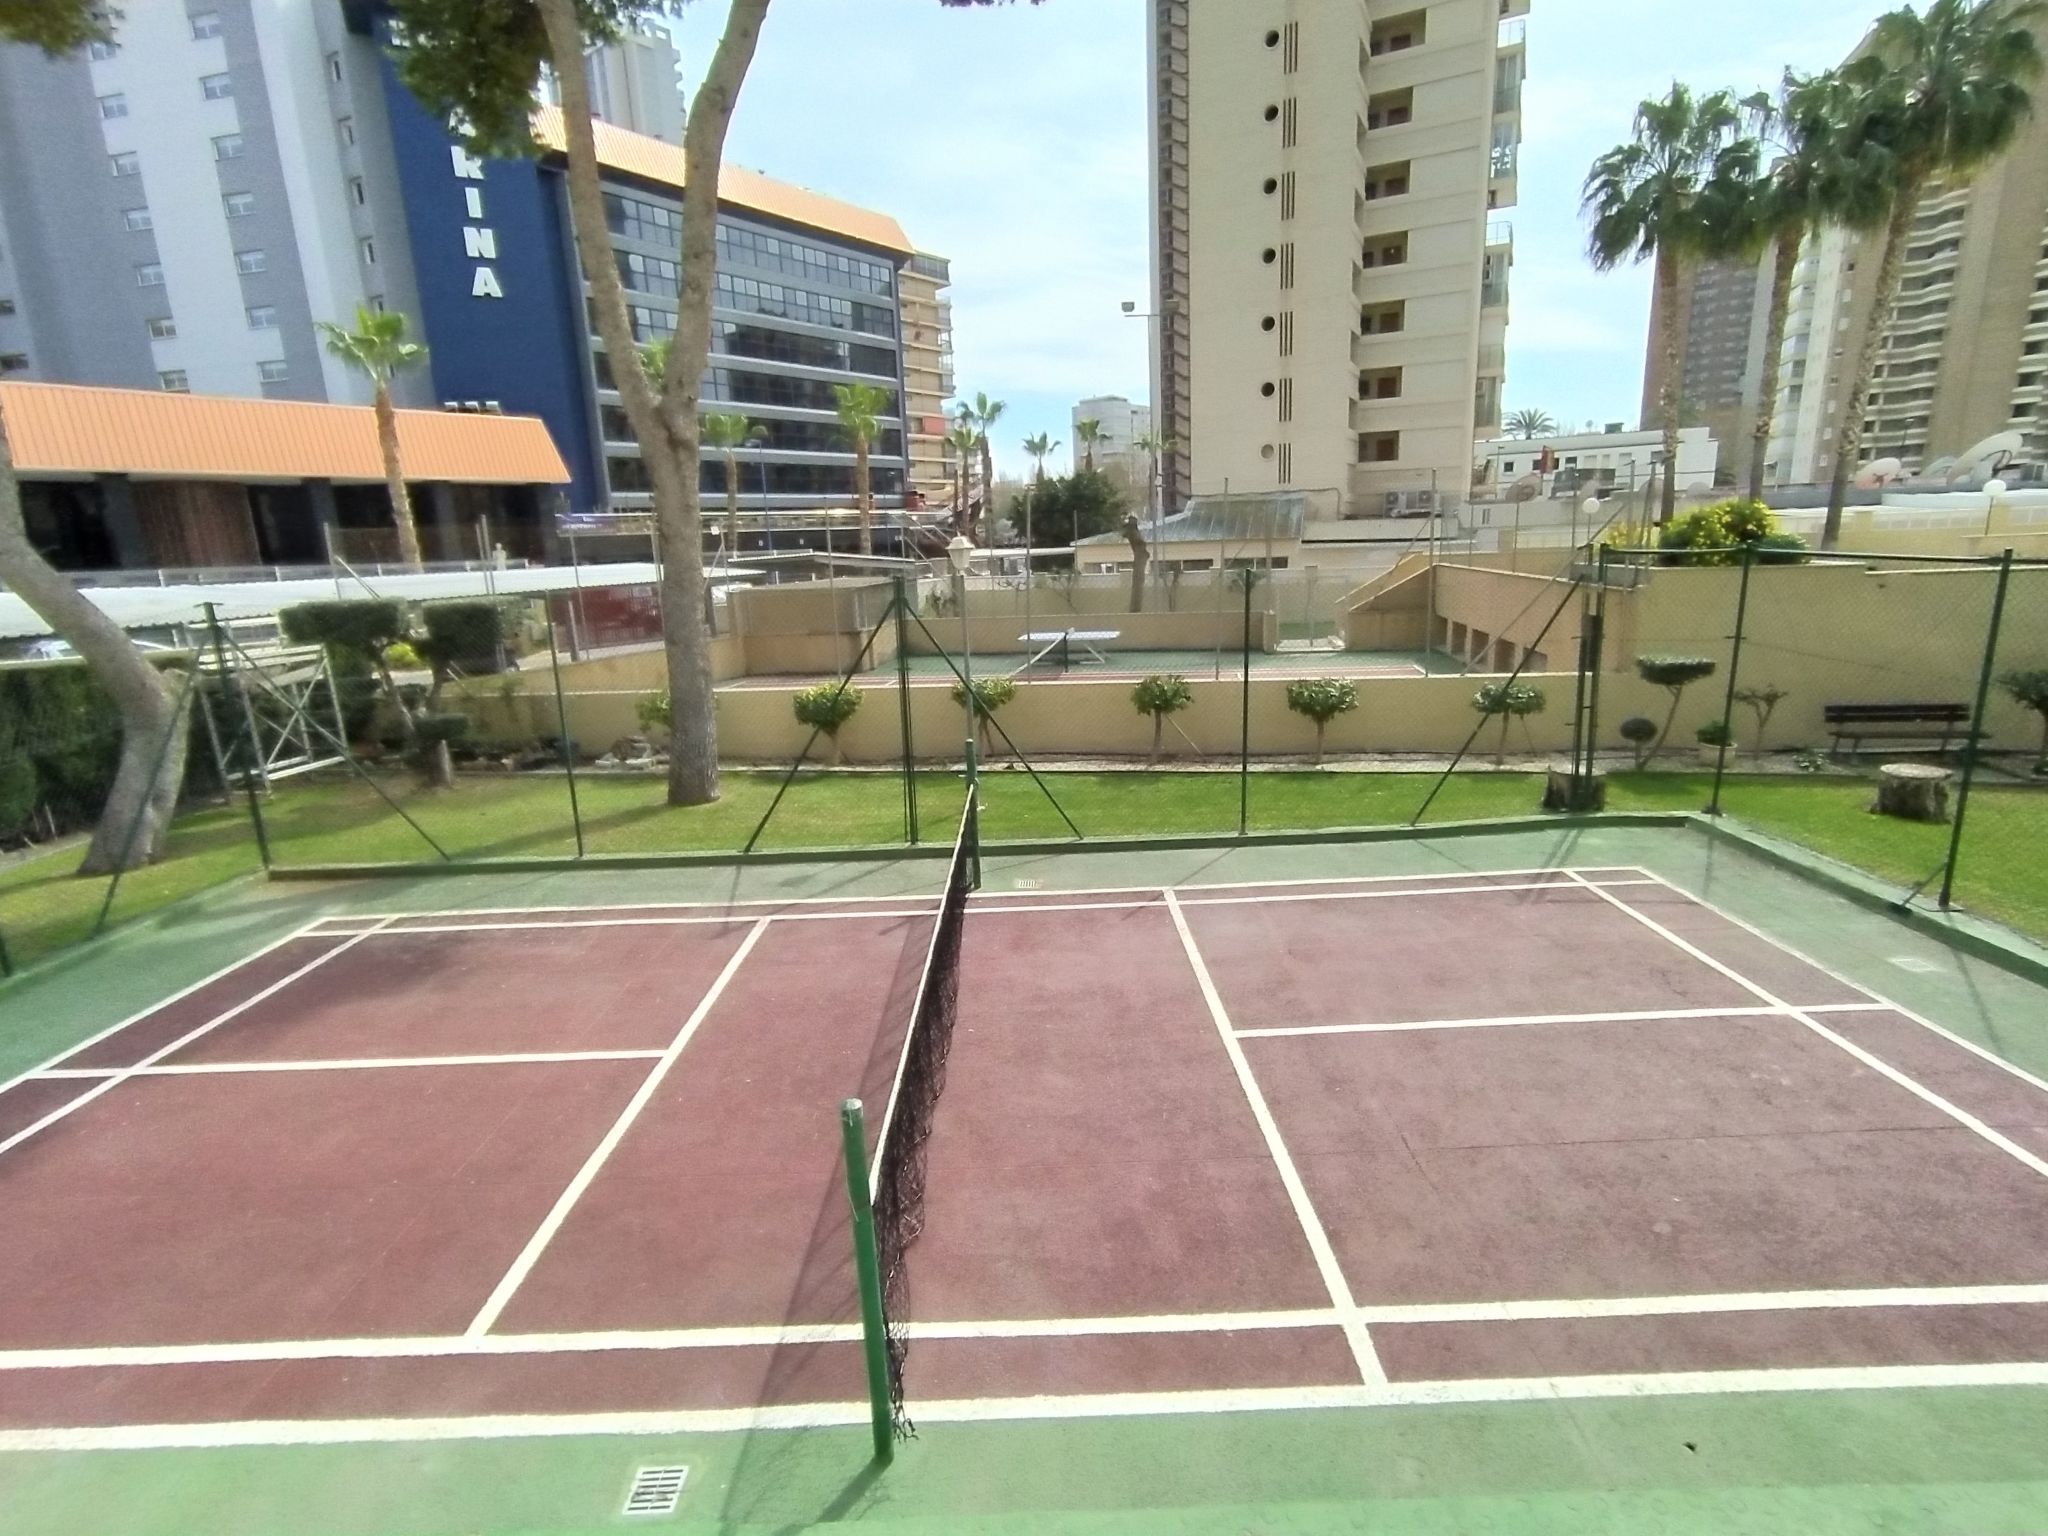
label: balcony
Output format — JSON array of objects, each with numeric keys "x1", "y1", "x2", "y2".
[
  {"x1": 1498, "y1": 15, "x2": 1526, "y2": 48},
  {"x1": 1486, "y1": 219, "x2": 1513, "y2": 248}
]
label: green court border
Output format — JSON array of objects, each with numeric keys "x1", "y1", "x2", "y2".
[{"x1": 4, "y1": 818, "x2": 2048, "y2": 1534}]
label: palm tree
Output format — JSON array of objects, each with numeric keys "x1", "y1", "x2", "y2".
[
  {"x1": 833, "y1": 382, "x2": 892, "y2": 557},
  {"x1": 701, "y1": 412, "x2": 756, "y2": 566},
  {"x1": 1075, "y1": 417, "x2": 1106, "y2": 473},
  {"x1": 1820, "y1": 0, "x2": 2044, "y2": 547},
  {"x1": 966, "y1": 392, "x2": 1006, "y2": 544},
  {"x1": 1504, "y1": 408, "x2": 1558, "y2": 439},
  {"x1": 316, "y1": 305, "x2": 430, "y2": 567},
  {"x1": 1583, "y1": 84, "x2": 1752, "y2": 524},
  {"x1": 1022, "y1": 432, "x2": 1058, "y2": 488},
  {"x1": 944, "y1": 416, "x2": 980, "y2": 534}
]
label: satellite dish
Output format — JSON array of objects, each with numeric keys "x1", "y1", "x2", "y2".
[
  {"x1": 1915, "y1": 455, "x2": 1957, "y2": 483},
  {"x1": 1507, "y1": 473, "x2": 1542, "y2": 503},
  {"x1": 1951, "y1": 431, "x2": 2025, "y2": 483},
  {"x1": 1855, "y1": 456, "x2": 1905, "y2": 489}
]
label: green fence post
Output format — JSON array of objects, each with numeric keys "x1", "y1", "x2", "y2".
[
  {"x1": 1939, "y1": 548, "x2": 2016, "y2": 910},
  {"x1": 893, "y1": 579, "x2": 919, "y2": 846},
  {"x1": 544, "y1": 605, "x2": 585, "y2": 859},
  {"x1": 963, "y1": 736, "x2": 982, "y2": 886},
  {"x1": 0, "y1": 922, "x2": 14, "y2": 978},
  {"x1": 1707, "y1": 542, "x2": 1754, "y2": 818},
  {"x1": 1584, "y1": 546, "x2": 1610, "y2": 790},
  {"x1": 838, "y1": 1099, "x2": 895, "y2": 1467},
  {"x1": 1239, "y1": 572, "x2": 1255, "y2": 837}
]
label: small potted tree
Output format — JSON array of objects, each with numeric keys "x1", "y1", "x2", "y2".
[
  {"x1": 951, "y1": 676, "x2": 1018, "y2": 758},
  {"x1": 1131, "y1": 674, "x2": 1194, "y2": 764},
  {"x1": 793, "y1": 683, "x2": 863, "y2": 767},
  {"x1": 1285, "y1": 678, "x2": 1359, "y2": 766},
  {"x1": 1695, "y1": 717, "x2": 1735, "y2": 767},
  {"x1": 1472, "y1": 680, "x2": 1546, "y2": 765},
  {"x1": 1634, "y1": 655, "x2": 1718, "y2": 762},
  {"x1": 1999, "y1": 669, "x2": 2048, "y2": 776},
  {"x1": 1620, "y1": 716, "x2": 1659, "y2": 769}
]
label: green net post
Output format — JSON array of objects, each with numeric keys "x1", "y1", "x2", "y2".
[
  {"x1": 1239, "y1": 571, "x2": 1254, "y2": 837},
  {"x1": 0, "y1": 922, "x2": 14, "y2": 979},
  {"x1": 543, "y1": 604, "x2": 585, "y2": 859},
  {"x1": 838, "y1": 1099, "x2": 895, "y2": 1467},
  {"x1": 1706, "y1": 542, "x2": 1755, "y2": 818},
  {"x1": 1584, "y1": 547, "x2": 1610, "y2": 784},
  {"x1": 1939, "y1": 548, "x2": 2016, "y2": 910},
  {"x1": 962, "y1": 737, "x2": 982, "y2": 887},
  {"x1": 893, "y1": 578, "x2": 919, "y2": 846}
]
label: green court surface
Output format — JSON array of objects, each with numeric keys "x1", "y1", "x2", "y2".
[{"x1": 4, "y1": 823, "x2": 2047, "y2": 1534}]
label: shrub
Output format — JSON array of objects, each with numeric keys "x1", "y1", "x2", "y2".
[
  {"x1": 636, "y1": 691, "x2": 672, "y2": 736},
  {"x1": 950, "y1": 676, "x2": 1018, "y2": 755},
  {"x1": 1131, "y1": 674, "x2": 1194, "y2": 763},
  {"x1": 282, "y1": 599, "x2": 408, "y2": 744},
  {"x1": 1285, "y1": 678, "x2": 1359, "y2": 766},
  {"x1": 1472, "y1": 680, "x2": 1546, "y2": 763},
  {"x1": 1998, "y1": 668, "x2": 2048, "y2": 773},
  {"x1": 793, "y1": 683, "x2": 863, "y2": 765},
  {"x1": 1753, "y1": 532, "x2": 1812, "y2": 565},
  {"x1": 383, "y1": 641, "x2": 424, "y2": 671},
  {"x1": 417, "y1": 600, "x2": 508, "y2": 683},
  {"x1": 1695, "y1": 718, "x2": 1734, "y2": 748},
  {"x1": 1634, "y1": 655, "x2": 1718, "y2": 762},
  {"x1": 1620, "y1": 715, "x2": 1659, "y2": 769}
]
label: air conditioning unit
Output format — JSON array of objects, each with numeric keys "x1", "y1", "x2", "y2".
[{"x1": 1383, "y1": 489, "x2": 1442, "y2": 517}]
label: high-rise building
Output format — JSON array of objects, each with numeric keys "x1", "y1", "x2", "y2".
[
  {"x1": 899, "y1": 251, "x2": 956, "y2": 505},
  {"x1": 538, "y1": 19, "x2": 686, "y2": 146},
  {"x1": 0, "y1": 4, "x2": 928, "y2": 546},
  {"x1": 1761, "y1": 20, "x2": 2048, "y2": 486},
  {"x1": 1147, "y1": 0, "x2": 1527, "y2": 523},
  {"x1": 1640, "y1": 254, "x2": 1772, "y2": 487},
  {"x1": 1071, "y1": 393, "x2": 1153, "y2": 490}
]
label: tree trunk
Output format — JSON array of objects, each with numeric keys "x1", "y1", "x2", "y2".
[
  {"x1": 856, "y1": 434, "x2": 873, "y2": 557},
  {"x1": 539, "y1": 0, "x2": 771, "y2": 808},
  {"x1": 1123, "y1": 513, "x2": 1149, "y2": 614},
  {"x1": 0, "y1": 412, "x2": 190, "y2": 873},
  {"x1": 1654, "y1": 244, "x2": 1684, "y2": 526},
  {"x1": 723, "y1": 450, "x2": 740, "y2": 566},
  {"x1": 1825, "y1": 178, "x2": 1921, "y2": 551},
  {"x1": 979, "y1": 440, "x2": 995, "y2": 547},
  {"x1": 1150, "y1": 714, "x2": 1163, "y2": 765},
  {"x1": 1313, "y1": 721, "x2": 1326, "y2": 768},
  {"x1": 1748, "y1": 231, "x2": 1802, "y2": 506},
  {"x1": 954, "y1": 452, "x2": 968, "y2": 535},
  {"x1": 376, "y1": 381, "x2": 424, "y2": 569}
]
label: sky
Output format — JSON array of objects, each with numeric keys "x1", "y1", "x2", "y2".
[{"x1": 668, "y1": 0, "x2": 1890, "y2": 476}]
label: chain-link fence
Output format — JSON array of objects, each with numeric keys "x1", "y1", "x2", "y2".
[{"x1": 6, "y1": 540, "x2": 2044, "y2": 975}]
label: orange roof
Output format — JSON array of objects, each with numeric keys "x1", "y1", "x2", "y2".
[
  {"x1": 0, "y1": 381, "x2": 570, "y2": 486},
  {"x1": 531, "y1": 107, "x2": 913, "y2": 256}
]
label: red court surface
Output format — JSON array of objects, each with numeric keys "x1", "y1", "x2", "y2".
[{"x1": 2, "y1": 865, "x2": 2048, "y2": 1447}]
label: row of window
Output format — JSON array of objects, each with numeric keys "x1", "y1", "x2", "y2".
[
  {"x1": 157, "y1": 360, "x2": 287, "y2": 393},
  {"x1": 703, "y1": 366, "x2": 899, "y2": 415},
  {"x1": 616, "y1": 250, "x2": 681, "y2": 300},
  {"x1": 601, "y1": 406, "x2": 903, "y2": 458},
  {"x1": 713, "y1": 320, "x2": 897, "y2": 378},
  {"x1": 714, "y1": 272, "x2": 895, "y2": 339},
  {"x1": 98, "y1": 71, "x2": 234, "y2": 122},
  {"x1": 603, "y1": 190, "x2": 681, "y2": 248},
  {"x1": 135, "y1": 248, "x2": 269, "y2": 284},
  {"x1": 607, "y1": 455, "x2": 906, "y2": 498},
  {"x1": 715, "y1": 225, "x2": 892, "y2": 298},
  {"x1": 91, "y1": 9, "x2": 221, "y2": 55}
]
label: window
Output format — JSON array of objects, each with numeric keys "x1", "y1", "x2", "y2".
[
  {"x1": 603, "y1": 190, "x2": 680, "y2": 246},
  {"x1": 221, "y1": 193, "x2": 256, "y2": 222},
  {"x1": 109, "y1": 151, "x2": 139, "y2": 177},
  {"x1": 234, "y1": 248, "x2": 266, "y2": 274},
  {"x1": 616, "y1": 249, "x2": 680, "y2": 298},
  {"x1": 213, "y1": 133, "x2": 244, "y2": 161},
  {"x1": 98, "y1": 93, "x2": 128, "y2": 119},
  {"x1": 159, "y1": 369, "x2": 189, "y2": 392},
  {"x1": 326, "y1": 52, "x2": 342, "y2": 82},
  {"x1": 0, "y1": 353, "x2": 28, "y2": 373},
  {"x1": 349, "y1": 177, "x2": 366, "y2": 206},
  {"x1": 338, "y1": 116, "x2": 355, "y2": 147},
  {"x1": 147, "y1": 316, "x2": 177, "y2": 339},
  {"x1": 0, "y1": 299, "x2": 14, "y2": 315},
  {"x1": 88, "y1": 38, "x2": 118, "y2": 60},
  {"x1": 1365, "y1": 161, "x2": 1411, "y2": 200},
  {"x1": 258, "y1": 359, "x2": 289, "y2": 384},
  {"x1": 200, "y1": 73, "x2": 233, "y2": 100},
  {"x1": 714, "y1": 223, "x2": 895, "y2": 296},
  {"x1": 190, "y1": 11, "x2": 222, "y2": 39},
  {"x1": 246, "y1": 304, "x2": 278, "y2": 329},
  {"x1": 359, "y1": 236, "x2": 376, "y2": 266},
  {"x1": 136, "y1": 262, "x2": 164, "y2": 287},
  {"x1": 1358, "y1": 432, "x2": 1401, "y2": 463},
  {"x1": 122, "y1": 207, "x2": 152, "y2": 232},
  {"x1": 367, "y1": 294, "x2": 385, "y2": 312}
]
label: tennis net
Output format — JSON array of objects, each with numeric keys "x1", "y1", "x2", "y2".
[{"x1": 867, "y1": 790, "x2": 979, "y2": 1435}]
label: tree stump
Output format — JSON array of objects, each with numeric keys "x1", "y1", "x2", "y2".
[
  {"x1": 1544, "y1": 767, "x2": 1607, "y2": 813},
  {"x1": 1874, "y1": 763, "x2": 1952, "y2": 823}
]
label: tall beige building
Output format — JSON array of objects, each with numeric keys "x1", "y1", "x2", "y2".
[
  {"x1": 899, "y1": 252, "x2": 957, "y2": 505},
  {"x1": 1148, "y1": 0, "x2": 1526, "y2": 522}
]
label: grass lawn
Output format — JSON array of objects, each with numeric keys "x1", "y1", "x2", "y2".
[{"x1": 2, "y1": 767, "x2": 2041, "y2": 972}]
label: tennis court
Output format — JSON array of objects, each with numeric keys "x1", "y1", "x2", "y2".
[{"x1": 4, "y1": 824, "x2": 2048, "y2": 1456}]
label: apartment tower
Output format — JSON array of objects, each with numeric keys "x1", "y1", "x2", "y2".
[
  {"x1": 1148, "y1": 0, "x2": 1526, "y2": 522},
  {"x1": 898, "y1": 251, "x2": 957, "y2": 505},
  {"x1": 1640, "y1": 254, "x2": 1773, "y2": 486}
]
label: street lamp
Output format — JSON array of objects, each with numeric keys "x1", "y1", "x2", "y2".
[
  {"x1": 1578, "y1": 495, "x2": 1600, "y2": 555},
  {"x1": 1121, "y1": 299, "x2": 1180, "y2": 528},
  {"x1": 946, "y1": 534, "x2": 976, "y2": 741},
  {"x1": 1984, "y1": 477, "x2": 2008, "y2": 539}
]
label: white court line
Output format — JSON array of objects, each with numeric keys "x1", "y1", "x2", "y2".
[
  {"x1": 0, "y1": 921, "x2": 329, "y2": 1098},
  {"x1": 1568, "y1": 874, "x2": 2048, "y2": 1185},
  {"x1": 462, "y1": 918, "x2": 770, "y2": 1338},
  {"x1": 33, "y1": 1050, "x2": 667, "y2": 1081},
  {"x1": 11, "y1": 1362, "x2": 2048, "y2": 1450},
  {"x1": 0, "y1": 920, "x2": 396, "y2": 1161},
  {"x1": 17, "y1": 1285, "x2": 2048, "y2": 1373},
  {"x1": 1163, "y1": 889, "x2": 1387, "y2": 1388},
  {"x1": 1234, "y1": 1002, "x2": 1893, "y2": 1040},
  {"x1": 1631, "y1": 869, "x2": 2048, "y2": 1108}
]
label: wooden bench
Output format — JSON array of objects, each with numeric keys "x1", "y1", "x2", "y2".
[{"x1": 1823, "y1": 703, "x2": 1978, "y2": 758}]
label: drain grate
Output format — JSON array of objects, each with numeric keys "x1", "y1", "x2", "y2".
[{"x1": 622, "y1": 1466, "x2": 688, "y2": 1518}]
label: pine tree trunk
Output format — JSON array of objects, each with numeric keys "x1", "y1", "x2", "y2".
[
  {"x1": 1748, "y1": 232, "x2": 1802, "y2": 505},
  {"x1": 538, "y1": 0, "x2": 771, "y2": 808},
  {"x1": 856, "y1": 435, "x2": 873, "y2": 557},
  {"x1": 377, "y1": 381, "x2": 424, "y2": 569},
  {"x1": 1655, "y1": 245, "x2": 1684, "y2": 526},
  {"x1": 1826, "y1": 178, "x2": 1921, "y2": 551},
  {"x1": 0, "y1": 412, "x2": 191, "y2": 873}
]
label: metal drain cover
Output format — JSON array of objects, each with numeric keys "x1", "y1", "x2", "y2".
[{"x1": 623, "y1": 1465, "x2": 688, "y2": 1517}]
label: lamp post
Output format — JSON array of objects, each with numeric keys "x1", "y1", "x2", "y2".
[
  {"x1": 1578, "y1": 495, "x2": 1600, "y2": 561},
  {"x1": 1983, "y1": 477, "x2": 2008, "y2": 541},
  {"x1": 946, "y1": 533, "x2": 976, "y2": 740}
]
